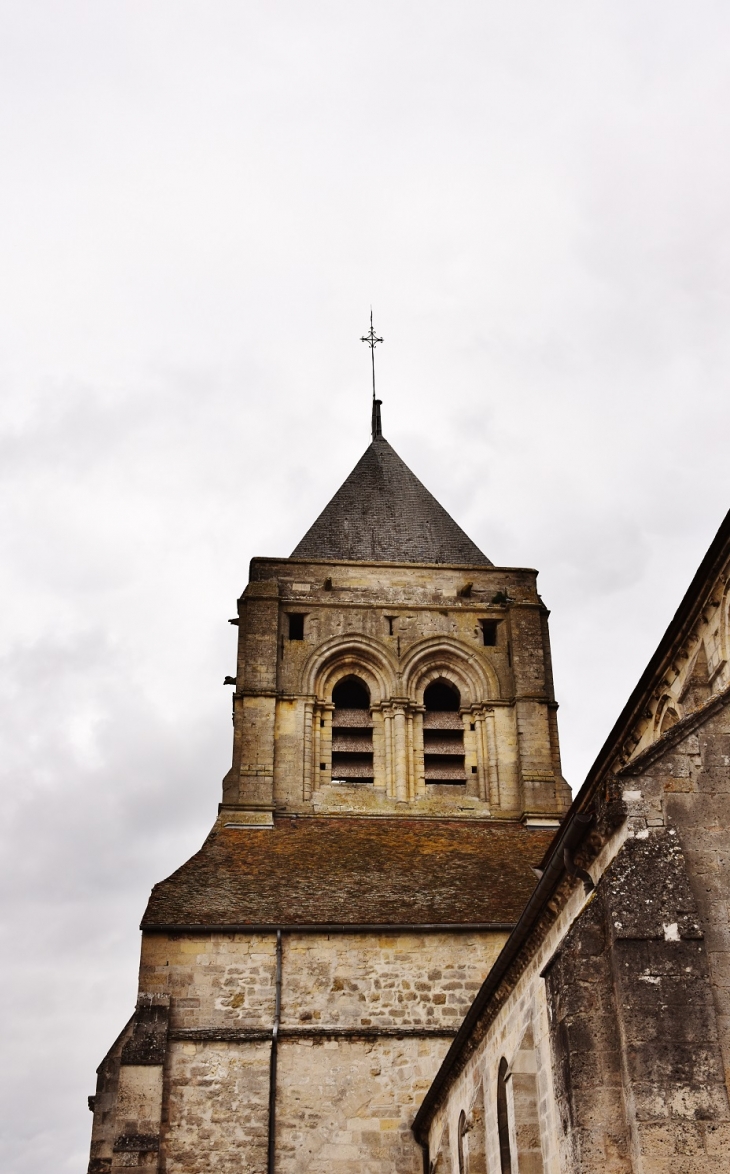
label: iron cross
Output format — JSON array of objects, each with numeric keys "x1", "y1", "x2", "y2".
[{"x1": 360, "y1": 310, "x2": 383, "y2": 400}]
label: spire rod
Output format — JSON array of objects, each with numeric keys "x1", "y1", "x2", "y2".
[{"x1": 360, "y1": 309, "x2": 383, "y2": 440}]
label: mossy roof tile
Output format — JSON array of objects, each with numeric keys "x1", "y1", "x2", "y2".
[
  {"x1": 291, "y1": 437, "x2": 492, "y2": 565},
  {"x1": 142, "y1": 816, "x2": 555, "y2": 929}
]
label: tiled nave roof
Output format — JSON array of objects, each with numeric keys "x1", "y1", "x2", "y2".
[{"x1": 142, "y1": 816, "x2": 554, "y2": 930}]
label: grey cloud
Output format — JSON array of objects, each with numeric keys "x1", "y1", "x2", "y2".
[{"x1": 2, "y1": 3, "x2": 730, "y2": 1169}]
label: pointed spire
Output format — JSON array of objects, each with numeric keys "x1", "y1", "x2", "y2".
[
  {"x1": 371, "y1": 398, "x2": 383, "y2": 441},
  {"x1": 361, "y1": 310, "x2": 384, "y2": 441},
  {"x1": 291, "y1": 436, "x2": 492, "y2": 565}
]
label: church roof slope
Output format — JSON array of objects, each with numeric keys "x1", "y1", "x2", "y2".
[
  {"x1": 290, "y1": 436, "x2": 492, "y2": 565},
  {"x1": 141, "y1": 817, "x2": 552, "y2": 930}
]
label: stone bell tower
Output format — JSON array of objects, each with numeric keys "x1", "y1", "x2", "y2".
[
  {"x1": 87, "y1": 404, "x2": 570, "y2": 1174},
  {"x1": 222, "y1": 406, "x2": 568, "y2": 826}
]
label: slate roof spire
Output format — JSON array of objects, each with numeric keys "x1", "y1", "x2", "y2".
[
  {"x1": 291, "y1": 412, "x2": 492, "y2": 566},
  {"x1": 371, "y1": 397, "x2": 383, "y2": 441}
]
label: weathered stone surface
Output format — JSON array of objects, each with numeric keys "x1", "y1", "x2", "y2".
[
  {"x1": 544, "y1": 895, "x2": 632, "y2": 1174},
  {"x1": 276, "y1": 1038, "x2": 441, "y2": 1173},
  {"x1": 162, "y1": 1041, "x2": 269, "y2": 1173}
]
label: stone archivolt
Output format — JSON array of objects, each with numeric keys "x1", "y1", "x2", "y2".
[
  {"x1": 302, "y1": 634, "x2": 503, "y2": 803},
  {"x1": 623, "y1": 561, "x2": 730, "y2": 765}
]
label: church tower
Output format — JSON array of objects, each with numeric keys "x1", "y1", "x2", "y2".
[{"x1": 87, "y1": 406, "x2": 571, "y2": 1174}]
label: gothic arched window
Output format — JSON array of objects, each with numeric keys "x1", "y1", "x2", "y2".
[
  {"x1": 331, "y1": 676, "x2": 373, "y2": 784},
  {"x1": 423, "y1": 679, "x2": 465, "y2": 785},
  {"x1": 496, "y1": 1057, "x2": 512, "y2": 1174}
]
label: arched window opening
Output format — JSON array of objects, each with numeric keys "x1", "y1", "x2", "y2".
[
  {"x1": 423, "y1": 679, "x2": 465, "y2": 786},
  {"x1": 332, "y1": 677, "x2": 370, "y2": 709},
  {"x1": 457, "y1": 1109, "x2": 467, "y2": 1174},
  {"x1": 679, "y1": 643, "x2": 711, "y2": 712},
  {"x1": 496, "y1": 1058, "x2": 512, "y2": 1174},
  {"x1": 331, "y1": 675, "x2": 373, "y2": 784},
  {"x1": 660, "y1": 705, "x2": 680, "y2": 736},
  {"x1": 425, "y1": 680, "x2": 460, "y2": 711}
]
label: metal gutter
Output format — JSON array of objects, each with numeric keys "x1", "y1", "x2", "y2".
[
  {"x1": 170, "y1": 1025, "x2": 458, "y2": 1042},
  {"x1": 141, "y1": 922, "x2": 516, "y2": 935},
  {"x1": 267, "y1": 929, "x2": 282, "y2": 1174}
]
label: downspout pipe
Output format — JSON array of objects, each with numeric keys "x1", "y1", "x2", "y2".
[
  {"x1": 267, "y1": 929, "x2": 283, "y2": 1174},
  {"x1": 418, "y1": 1137, "x2": 430, "y2": 1174}
]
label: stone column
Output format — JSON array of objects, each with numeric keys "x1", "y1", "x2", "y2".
[
  {"x1": 303, "y1": 699, "x2": 314, "y2": 800},
  {"x1": 473, "y1": 709, "x2": 488, "y2": 802},
  {"x1": 312, "y1": 702, "x2": 321, "y2": 793},
  {"x1": 383, "y1": 708, "x2": 395, "y2": 799},
  {"x1": 406, "y1": 709, "x2": 415, "y2": 800},
  {"x1": 393, "y1": 706, "x2": 408, "y2": 802},
  {"x1": 372, "y1": 708, "x2": 387, "y2": 791},
  {"x1": 484, "y1": 707, "x2": 501, "y2": 809}
]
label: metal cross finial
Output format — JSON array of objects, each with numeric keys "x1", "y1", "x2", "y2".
[
  {"x1": 360, "y1": 309, "x2": 383, "y2": 400},
  {"x1": 361, "y1": 310, "x2": 384, "y2": 440}
]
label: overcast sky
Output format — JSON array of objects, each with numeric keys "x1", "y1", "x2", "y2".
[{"x1": 2, "y1": 3, "x2": 730, "y2": 1170}]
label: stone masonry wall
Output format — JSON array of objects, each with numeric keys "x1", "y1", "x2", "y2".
[
  {"x1": 130, "y1": 929, "x2": 507, "y2": 1172},
  {"x1": 163, "y1": 1041, "x2": 270, "y2": 1174},
  {"x1": 276, "y1": 1037, "x2": 439, "y2": 1174},
  {"x1": 543, "y1": 896, "x2": 631, "y2": 1174},
  {"x1": 629, "y1": 702, "x2": 730, "y2": 1127}
]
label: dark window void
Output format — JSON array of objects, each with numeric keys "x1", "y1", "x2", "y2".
[
  {"x1": 424, "y1": 680, "x2": 460, "y2": 711},
  {"x1": 332, "y1": 677, "x2": 370, "y2": 708},
  {"x1": 332, "y1": 676, "x2": 373, "y2": 784},
  {"x1": 288, "y1": 613, "x2": 305, "y2": 640},
  {"x1": 480, "y1": 619, "x2": 499, "y2": 646},
  {"x1": 457, "y1": 1109, "x2": 467, "y2": 1174},
  {"x1": 423, "y1": 679, "x2": 465, "y2": 784},
  {"x1": 497, "y1": 1058, "x2": 512, "y2": 1174}
]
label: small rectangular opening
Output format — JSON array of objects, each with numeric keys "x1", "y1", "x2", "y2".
[
  {"x1": 480, "y1": 619, "x2": 499, "y2": 647},
  {"x1": 288, "y1": 614, "x2": 305, "y2": 640}
]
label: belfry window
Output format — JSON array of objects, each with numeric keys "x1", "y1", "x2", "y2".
[
  {"x1": 480, "y1": 619, "x2": 499, "y2": 647},
  {"x1": 423, "y1": 680, "x2": 465, "y2": 785},
  {"x1": 331, "y1": 676, "x2": 374, "y2": 784},
  {"x1": 288, "y1": 613, "x2": 305, "y2": 640}
]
